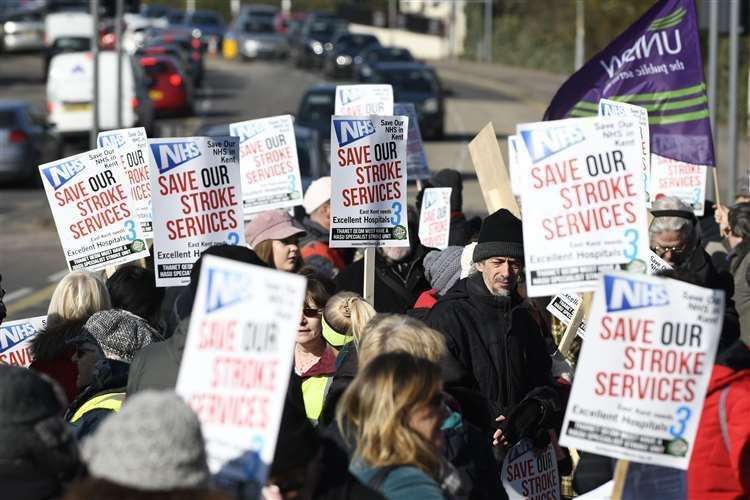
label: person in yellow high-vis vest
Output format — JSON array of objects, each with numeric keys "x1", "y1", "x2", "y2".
[
  {"x1": 65, "y1": 309, "x2": 157, "y2": 440},
  {"x1": 294, "y1": 276, "x2": 336, "y2": 424}
]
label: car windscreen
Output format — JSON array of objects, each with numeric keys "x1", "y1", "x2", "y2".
[
  {"x1": 243, "y1": 18, "x2": 274, "y2": 33},
  {"x1": 369, "y1": 48, "x2": 412, "y2": 63},
  {"x1": 191, "y1": 12, "x2": 221, "y2": 25},
  {"x1": 298, "y1": 92, "x2": 334, "y2": 125},
  {"x1": 52, "y1": 37, "x2": 90, "y2": 51},
  {"x1": 337, "y1": 35, "x2": 377, "y2": 49},
  {"x1": 307, "y1": 22, "x2": 335, "y2": 37},
  {"x1": 141, "y1": 61, "x2": 175, "y2": 76},
  {"x1": 375, "y1": 68, "x2": 437, "y2": 93},
  {"x1": 0, "y1": 110, "x2": 19, "y2": 128}
]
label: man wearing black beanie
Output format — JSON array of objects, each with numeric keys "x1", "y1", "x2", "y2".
[{"x1": 425, "y1": 209, "x2": 554, "y2": 433}]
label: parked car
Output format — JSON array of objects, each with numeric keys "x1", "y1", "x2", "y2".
[
  {"x1": 0, "y1": 100, "x2": 58, "y2": 183},
  {"x1": 181, "y1": 9, "x2": 225, "y2": 49},
  {"x1": 296, "y1": 83, "x2": 338, "y2": 166},
  {"x1": 2, "y1": 9, "x2": 44, "y2": 52},
  {"x1": 195, "y1": 122, "x2": 326, "y2": 190},
  {"x1": 365, "y1": 62, "x2": 445, "y2": 139},
  {"x1": 233, "y1": 14, "x2": 287, "y2": 60},
  {"x1": 353, "y1": 46, "x2": 414, "y2": 80},
  {"x1": 139, "y1": 55, "x2": 193, "y2": 117},
  {"x1": 323, "y1": 32, "x2": 379, "y2": 79},
  {"x1": 291, "y1": 15, "x2": 345, "y2": 69},
  {"x1": 141, "y1": 31, "x2": 203, "y2": 86},
  {"x1": 137, "y1": 43, "x2": 195, "y2": 85},
  {"x1": 46, "y1": 51, "x2": 154, "y2": 139}
]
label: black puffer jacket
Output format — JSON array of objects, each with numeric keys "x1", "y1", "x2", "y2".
[{"x1": 426, "y1": 274, "x2": 552, "y2": 430}]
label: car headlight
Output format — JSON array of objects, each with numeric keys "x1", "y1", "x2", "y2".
[
  {"x1": 336, "y1": 55, "x2": 352, "y2": 66},
  {"x1": 245, "y1": 39, "x2": 258, "y2": 50},
  {"x1": 310, "y1": 40, "x2": 323, "y2": 54},
  {"x1": 192, "y1": 28, "x2": 202, "y2": 39},
  {"x1": 422, "y1": 98, "x2": 439, "y2": 113}
]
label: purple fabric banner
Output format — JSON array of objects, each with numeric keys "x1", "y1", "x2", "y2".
[{"x1": 544, "y1": 0, "x2": 715, "y2": 166}]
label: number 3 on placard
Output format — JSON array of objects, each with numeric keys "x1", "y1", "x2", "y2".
[
  {"x1": 669, "y1": 406, "x2": 692, "y2": 438},
  {"x1": 227, "y1": 232, "x2": 240, "y2": 245},
  {"x1": 390, "y1": 201, "x2": 402, "y2": 226},
  {"x1": 624, "y1": 229, "x2": 639, "y2": 261},
  {"x1": 124, "y1": 220, "x2": 137, "y2": 241}
]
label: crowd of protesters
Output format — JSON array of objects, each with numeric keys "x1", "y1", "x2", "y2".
[{"x1": 1, "y1": 167, "x2": 750, "y2": 500}]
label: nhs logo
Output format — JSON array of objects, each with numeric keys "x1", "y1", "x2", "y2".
[
  {"x1": 150, "y1": 141, "x2": 202, "y2": 174},
  {"x1": 0, "y1": 322, "x2": 37, "y2": 353},
  {"x1": 333, "y1": 119, "x2": 376, "y2": 147},
  {"x1": 204, "y1": 267, "x2": 249, "y2": 313},
  {"x1": 520, "y1": 125, "x2": 585, "y2": 163},
  {"x1": 98, "y1": 132, "x2": 127, "y2": 149},
  {"x1": 41, "y1": 158, "x2": 87, "y2": 190},
  {"x1": 604, "y1": 275, "x2": 669, "y2": 313},
  {"x1": 230, "y1": 123, "x2": 263, "y2": 144}
]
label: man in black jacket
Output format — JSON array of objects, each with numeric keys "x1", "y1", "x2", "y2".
[{"x1": 426, "y1": 209, "x2": 553, "y2": 431}]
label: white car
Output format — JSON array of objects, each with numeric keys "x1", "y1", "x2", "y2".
[
  {"x1": 2, "y1": 9, "x2": 45, "y2": 52},
  {"x1": 47, "y1": 51, "x2": 154, "y2": 138}
]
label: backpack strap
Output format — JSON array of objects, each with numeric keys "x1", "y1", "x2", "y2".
[{"x1": 718, "y1": 386, "x2": 732, "y2": 454}]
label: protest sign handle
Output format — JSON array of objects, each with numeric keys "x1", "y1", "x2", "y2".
[
  {"x1": 712, "y1": 167, "x2": 721, "y2": 206},
  {"x1": 611, "y1": 459, "x2": 630, "y2": 500},
  {"x1": 558, "y1": 299, "x2": 584, "y2": 357},
  {"x1": 363, "y1": 247, "x2": 375, "y2": 307}
]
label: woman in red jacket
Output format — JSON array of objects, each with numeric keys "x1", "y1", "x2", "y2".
[{"x1": 688, "y1": 338, "x2": 750, "y2": 499}]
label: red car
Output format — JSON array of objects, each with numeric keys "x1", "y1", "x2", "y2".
[{"x1": 139, "y1": 55, "x2": 194, "y2": 117}]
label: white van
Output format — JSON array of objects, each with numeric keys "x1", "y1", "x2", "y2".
[
  {"x1": 46, "y1": 51, "x2": 154, "y2": 138},
  {"x1": 44, "y1": 11, "x2": 92, "y2": 47}
]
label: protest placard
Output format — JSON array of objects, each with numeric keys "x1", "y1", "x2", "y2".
[
  {"x1": 175, "y1": 255, "x2": 306, "y2": 489},
  {"x1": 149, "y1": 137, "x2": 243, "y2": 287},
  {"x1": 647, "y1": 250, "x2": 672, "y2": 275},
  {"x1": 516, "y1": 116, "x2": 649, "y2": 297},
  {"x1": 329, "y1": 115, "x2": 409, "y2": 248},
  {"x1": 0, "y1": 316, "x2": 46, "y2": 367},
  {"x1": 335, "y1": 84, "x2": 394, "y2": 116},
  {"x1": 229, "y1": 115, "x2": 303, "y2": 217},
  {"x1": 598, "y1": 99, "x2": 650, "y2": 204},
  {"x1": 418, "y1": 187, "x2": 451, "y2": 250},
  {"x1": 97, "y1": 127, "x2": 154, "y2": 237},
  {"x1": 547, "y1": 292, "x2": 586, "y2": 337},
  {"x1": 559, "y1": 271, "x2": 724, "y2": 469},
  {"x1": 649, "y1": 154, "x2": 707, "y2": 216},
  {"x1": 502, "y1": 439, "x2": 560, "y2": 500},
  {"x1": 394, "y1": 102, "x2": 431, "y2": 181},
  {"x1": 468, "y1": 123, "x2": 520, "y2": 216},
  {"x1": 39, "y1": 148, "x2": 150, "y2": 272}
]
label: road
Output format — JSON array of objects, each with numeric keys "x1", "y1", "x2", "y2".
[{"x1": 0, "y1": 51, "x2": 538, "y2": 321}]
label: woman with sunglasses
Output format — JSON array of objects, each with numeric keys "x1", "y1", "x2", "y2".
[
  {"x1": 338, "y1": 351, "x2": 448, "y2": 500},
  {"x1": 296, "y1": 275, "x2": 336, "y2": 423}
]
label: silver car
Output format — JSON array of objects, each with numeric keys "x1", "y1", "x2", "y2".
[
  {"x1": 2, "y1": 10, "x2": 44, "y2": 52},
  {"x1": 234, "y1": 15, "x2": 288, "y2": 60},
  {"x1": 0, "y1": 101, "x2": 58, "y2": 184}
]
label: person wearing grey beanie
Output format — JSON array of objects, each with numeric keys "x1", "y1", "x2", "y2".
[
  {"x1": 410, "y1": 247, "x2": 464, "y2": 319},
  {"x1": 64, "y1": 391, "x2": 226, "y2": 500},
  {"x1": 64, "y1": 310, "x2": 156, "y2": 441}
]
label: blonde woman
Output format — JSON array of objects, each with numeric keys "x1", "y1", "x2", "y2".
[
  {"x1": 337, "y1": 351, "x2": 447, "y2": 499},
  {"x1": 322, "y1": 291, "x2": 375, "y2": 348},
  {"x1": 357, "y1": 314, "x2": 446, "y2": 368},
  {"x1": 47, "y1": 271, "x2": 111, "y2": 326}
]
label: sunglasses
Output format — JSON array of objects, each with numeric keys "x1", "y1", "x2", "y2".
[
  {"x1": 302, "y1": 308, "x2": 322, "y2": 318},
  {"x1": 651, "y1": 244, "x2": 687, "y2": 258}
]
